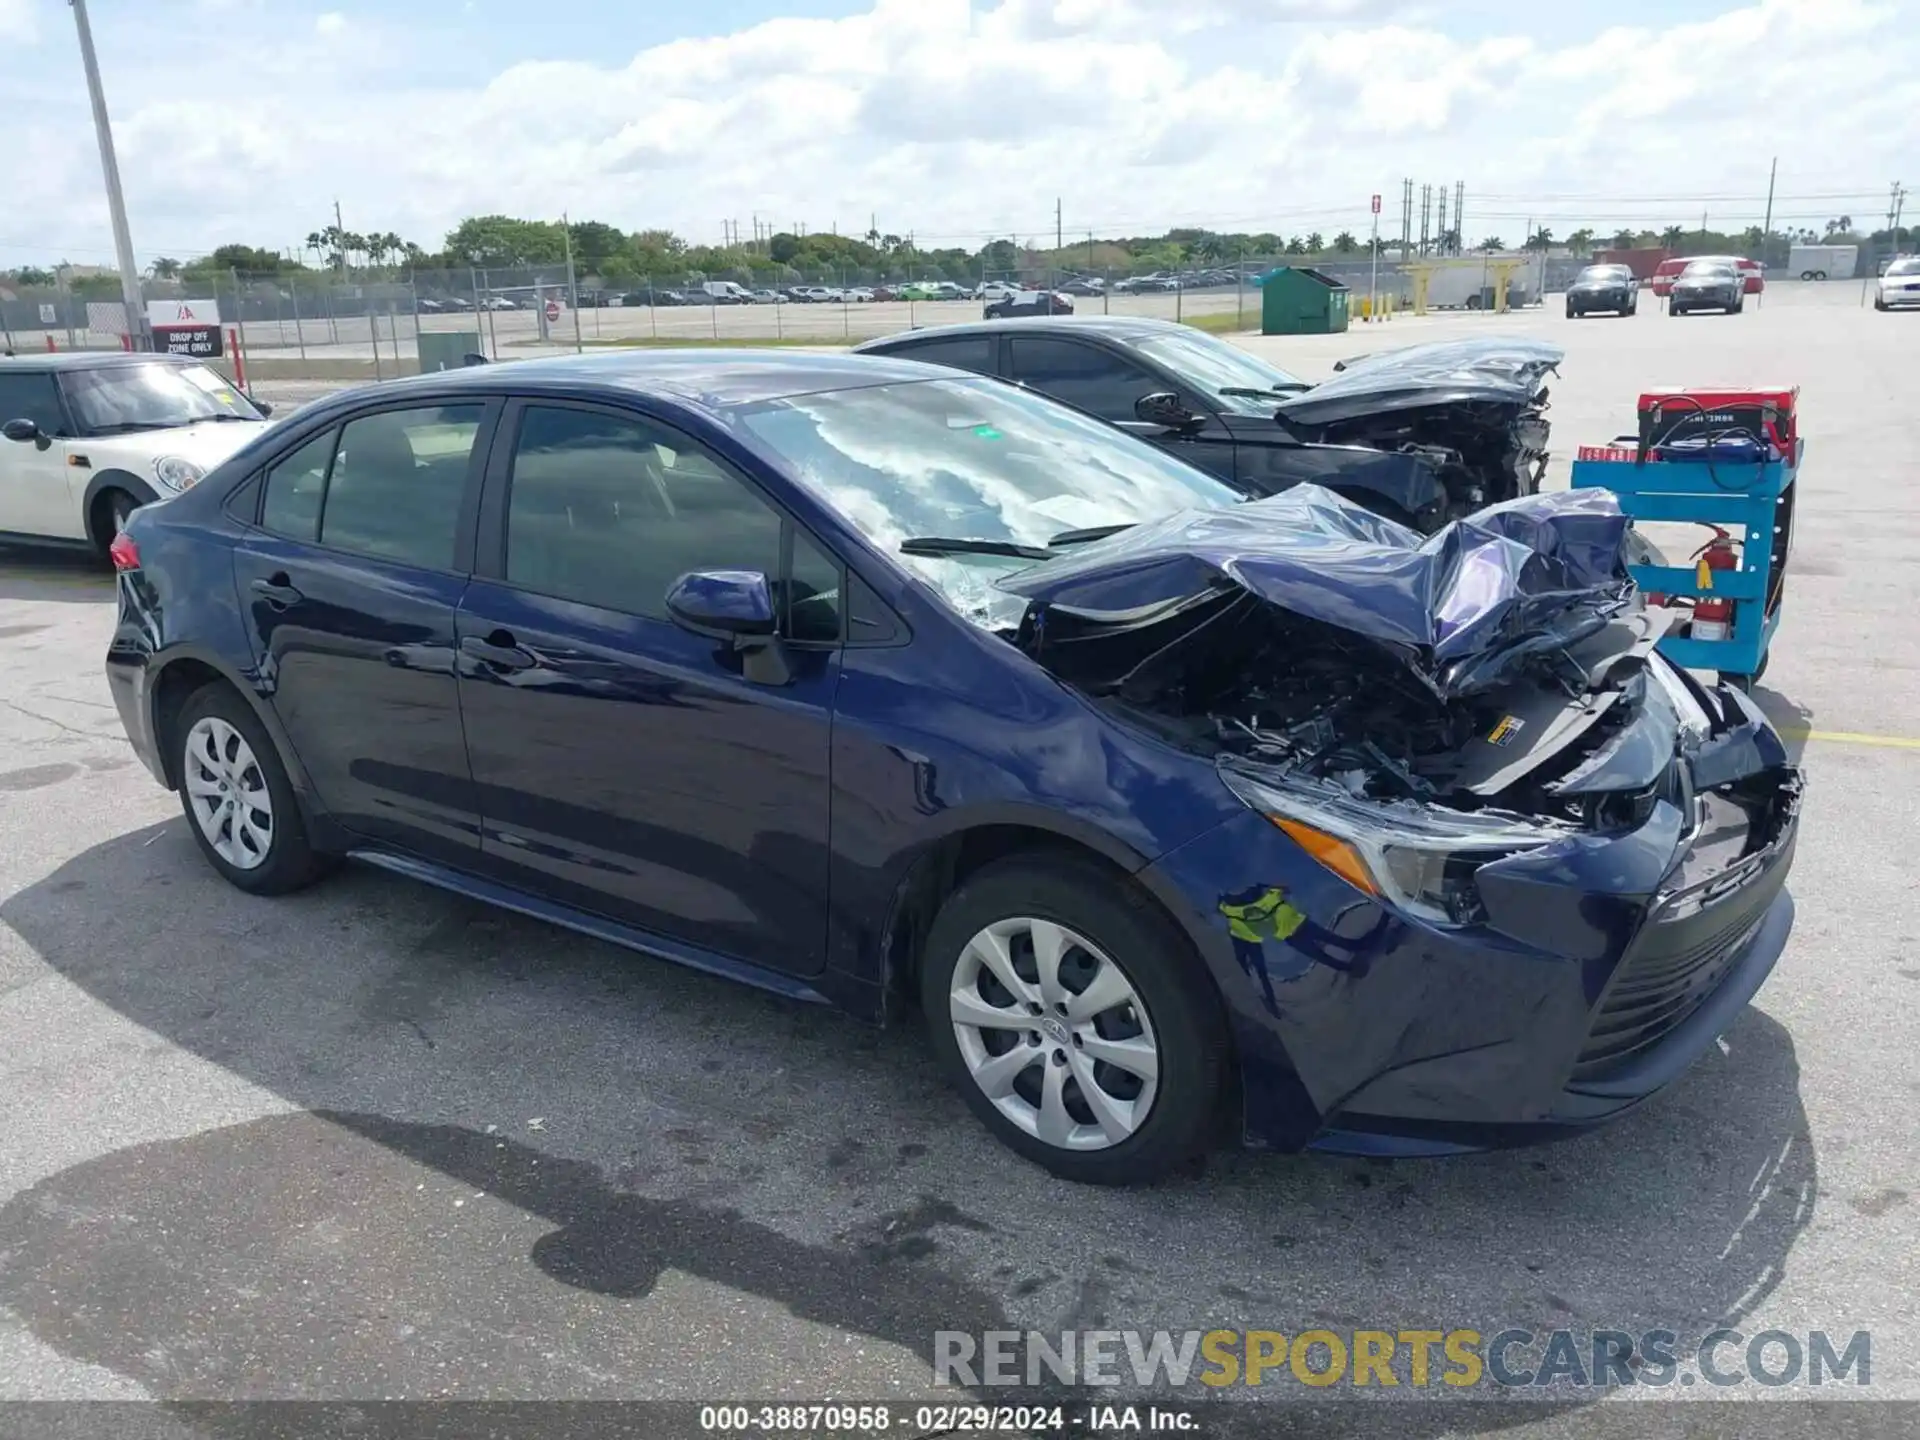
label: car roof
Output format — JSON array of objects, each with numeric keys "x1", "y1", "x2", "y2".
[
  {"x1": 851, "y1": 314, "x2": 1190, "y2": 351},
  {"x1": 308, "y1": 348, "x2": 954, "y2": 413},
  {"x1": 0, "y1": 351, "x2": 196, "y2": 373}
]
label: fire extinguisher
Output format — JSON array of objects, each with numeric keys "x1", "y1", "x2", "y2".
[{"x1": 1690, "y1": 526, "x2": 1740, "y2": 642}]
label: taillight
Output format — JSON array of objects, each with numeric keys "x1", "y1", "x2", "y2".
[{"x1": 109, "y1": 533, "x2": 140, "y2": 572}]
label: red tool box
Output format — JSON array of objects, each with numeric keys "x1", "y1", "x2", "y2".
[{"x1": 1636, "y1": 385, "x2": 1800, "y2": 458}]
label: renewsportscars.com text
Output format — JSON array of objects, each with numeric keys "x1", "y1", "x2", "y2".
[{"x1": 934, "y1": 1327, "x2": 1871, "y2": 1390}]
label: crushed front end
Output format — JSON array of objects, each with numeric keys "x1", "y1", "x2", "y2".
[
  {"x1": 1001, "y1": 486, "x2": 1801, "y2": 1153},
  {"x1": 1273, "y1": 337, "x2": 1561, "y2": 522}
]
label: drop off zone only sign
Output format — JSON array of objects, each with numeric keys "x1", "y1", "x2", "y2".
[{"x1": 148, "y1": 299, "x2": 223, "y2": 357}]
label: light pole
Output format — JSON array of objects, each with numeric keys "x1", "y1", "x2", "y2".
[{"x1": 70, "y1": 0, "x2": 147, "y2": 349}]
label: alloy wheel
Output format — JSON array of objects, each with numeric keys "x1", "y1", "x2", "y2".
[
  {"x1": 948, "y1": 917, "x2": 1160, "y2": 1151},
  {"x1": 182, "y1": 715, "x2": 275, "y2": 870}
]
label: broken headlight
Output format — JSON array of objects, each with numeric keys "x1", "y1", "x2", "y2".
[{"x1": 1219, "y1": 764, "x2": 1571, "y2": 925}]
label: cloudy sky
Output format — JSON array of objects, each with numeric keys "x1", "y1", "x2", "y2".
[{"x1": 0, "y1": 0, "x2": 1912, "y2": 268}]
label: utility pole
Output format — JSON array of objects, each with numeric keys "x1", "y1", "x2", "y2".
[
  {"x1": 70, "y1": 0, "x2": 148, "y2": 348},
  {"x1": 1761, "y1": 156, "x2": 1778, "y2": 260},
  {"x1": 1453, "y1": 181, "x2": 1465, "y2": 256},
  {"x1": 1419, "y1": 184, "x2": 1432, "y2": 257},
  {"x1": 1401, "y1": 177, "x2": 1413, "y2": 262},
  {"x1": 1436, "y1": 186, "x2": 1449, "y2": 257},
  {"x1": 562, "y1": 211, "x2": 582, "y2": 354},
  {"x1": 1055, "y1": 197, "x2": 1063, "y2": 256},
  {"x1": 334, "y1": 199, "x2": 348, "y2": 277}
]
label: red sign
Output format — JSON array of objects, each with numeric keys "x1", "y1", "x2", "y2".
[
  {"x1": 545, "y1": 298, "x2": 561, "y2": 321},
  {"x1": 1370, "y1": 194, "x2": 1381, "y2": 214}
]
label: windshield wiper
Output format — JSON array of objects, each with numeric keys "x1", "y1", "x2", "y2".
[
  {"x1": 204, "y1": 412, "x2": 256, "y2": 422},
  {"x1": 1219, "y1": 383, "x2": 1312, "y2": 399},
  {"x1": 901, "y1": 536, "x2": 1054, "y2": 561},
  {"x1": 85, "y1": 421, "x2": 172, "y2": 434},
  {"x1": 1048, "y1": 523, "x2": 1136, "y2": 547}
]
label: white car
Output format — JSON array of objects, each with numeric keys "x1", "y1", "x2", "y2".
[
  {"x1": 0, "y1": 354, "x2": 273, "y2": 556},
  {"x1": 1875, "y1": 256, "x2": 1920, "y2": 310},
  {"x1": 844, "y1": 287, "x2": 876, "y2": 303},
  {"x1": 976, "y1": 280, "x2": 1022, "y2": 301}
]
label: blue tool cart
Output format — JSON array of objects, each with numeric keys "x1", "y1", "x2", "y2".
[{"x1": 1570, "y1": 439, "x2": 1798, "y2": 691}]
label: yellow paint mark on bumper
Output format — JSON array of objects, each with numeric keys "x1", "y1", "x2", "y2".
[{"x1": 1777, "y1": 728, "x2": 1920, "y2": 751}]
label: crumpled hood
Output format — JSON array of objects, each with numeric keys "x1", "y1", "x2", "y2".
[
  {"x1": 1277, "y1": 337, "x2": 1563, "y2": 426},
  {"x1": 999, "y1": 484, "x2": 1632, "y2": 699}
]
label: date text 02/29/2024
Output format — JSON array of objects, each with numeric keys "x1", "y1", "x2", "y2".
[{"x1": 697, "y1": 1403, "x2": 1197, "y2": 1433}]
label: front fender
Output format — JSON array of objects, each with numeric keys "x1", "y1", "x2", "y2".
[{"x1": 85, "y1": 468, "x2": 162, "y2": 517}]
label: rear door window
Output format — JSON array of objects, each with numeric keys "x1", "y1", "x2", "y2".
[
  {"x1": 319, "y1": 405, "x2": 483, "y2": 570},
  {"x1": 885, "y1": 336, "x2": 996, "y2": 377},
  {"x1": 0, "y1": 372, "x2": 68, "y2": 435}
]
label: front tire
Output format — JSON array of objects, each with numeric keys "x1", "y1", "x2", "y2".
[
  {"x1": 920, "y1": 855, "x2": 1229, "y2": 1185},
  {"x1": 173, "y1": 683, "x2": 329, "y2": 895}
]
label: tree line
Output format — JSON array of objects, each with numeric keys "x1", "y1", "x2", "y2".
[{"x1": 6, "y1": 212, "x2": 1912, "y2": 293}]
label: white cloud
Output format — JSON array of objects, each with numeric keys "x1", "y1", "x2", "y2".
[
  {"x1": 0, "y1": 0, "x2": 1914, "y2": 267},
  {"x1": 0, "y1": 0, "x2": 38, "y2": 43}
]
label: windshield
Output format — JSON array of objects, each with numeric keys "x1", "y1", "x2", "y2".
[
  {"x1": 61, "y1": 362, "x2": 263, "y2": 434},
  {"x1": 733, "y1": 376, "x2": 1243, "y2": 627},
  {"x1": 1887, "y1": 258, "x2": 1920, "y2": 276},
  {"x1": 1129, "y1": 329, "x2": 1310, "y2": 416},
  {"x1": 1577, "y1": 266, "x2": 1630, "y2": 283},
  {"x1": 1681, "y1": 262, "x2": 1734, "y2": 279}
]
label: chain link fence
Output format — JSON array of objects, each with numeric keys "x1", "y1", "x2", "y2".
[{"x1": 6, "y1": 239, "x2": 1896, "y2": 373}]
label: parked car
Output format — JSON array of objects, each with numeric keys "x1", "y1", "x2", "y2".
[
  {"x1": 1564, "y1": 263, "x2": 1638, "y2": 318},
  {"x1": 1668, "y1": 260, "x2": 1745, "y2": 315},
  {"x1": 482, "y1": 296, "x2": 519, "y2": 310},
  {"x1": 1059, "y1": 277, "x2": 1106, "y2": 297},
  {"x1": 103, "y1": 349, "x2": 1802, "y2": 1184},
  {"x1": 749, "y1": 288, "x2": 786, "y2": 305},
  {"x1": 975, "y1": 281, "x2": 1022, "y2": 302},
  {"x1": 855, "y1": 318, "x2": 1558, "y2": 530},
  {"x1": 416, "y1": 297, "x2": 447, "y2": 314},
  {"x1": 845, "y1": 287, "x2": 877, "y2": 303},
  {"x1": 1874, "y1": 255, "x2": 1920, "y2": 310},
  {"x1": 984, "y1": 290, "x2": 1075, "y2": 319},
  {"x1": 1650, "y1": 255, "x2": 1762, "y2": 297},
  {"x1": 0, "y1": 353, "x2": 272, "y2": 557}
]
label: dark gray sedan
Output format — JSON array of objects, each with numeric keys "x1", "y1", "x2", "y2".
[
  {"x1": 1669, "y1": 260, "x2": 1745, "y2": 316},
  {"x1": 1565, "y1": 263, "x2": 1638, "y2": 317}
]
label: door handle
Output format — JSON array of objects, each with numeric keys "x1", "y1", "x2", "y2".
[
  {"x1": 461, "y1": 632, "x2": 536, "y2": 672},
  {"x1": 250, "y1": 573, "x2": 303, "y2": 608}
]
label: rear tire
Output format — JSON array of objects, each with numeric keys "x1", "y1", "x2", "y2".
[
  {"x1": 920, "y1": 855, "x2": 1229, "y2": 1185},
  {"x1": 172, "y1": 683, "x2": 330, "y2": 896}
]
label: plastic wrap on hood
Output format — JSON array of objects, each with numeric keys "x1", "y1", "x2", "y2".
[
  {"x1": 1277, "y1": 337, "x2": 1564, "y2": 426},
  {"x1": 998, "y1": 484, "x2": 1633, "y2": 699}
]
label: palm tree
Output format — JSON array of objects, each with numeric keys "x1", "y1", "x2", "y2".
[
  {"x1": 1332, "y1": 231, "x2": 1357, "y2": 254},
  {"x1": 1525, "y1": 225, "x2": 1555, "y2": 251},
  {"x1": 148, "y1": 257, "x2": 181, "y2": 280},
  {"x1": 1565, "y1": 228, "x2": 1595, "y2": 251},
  {"x1": 1305, "y1": 232, "x2": 1324, "y2": 253},
  {"x1": 1660, "y1": 224, "x2": 1685, "y2": 248},
  {"x1": 1284, "y1": 235, "x2": 1306, "y2": 255},
  {"x1": 1478, "y1": 236, "x2": 1505, "y2": 253},
  {"x1": 1611, "y1": 228, "x2": 1636, "y2": 248}
]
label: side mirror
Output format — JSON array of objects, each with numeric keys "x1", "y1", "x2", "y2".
[
  {"x1": 2, "y1": 418, "x2": 42, "y2": 444},
  {"x1": 253, "y1": 400, "x2": 274, "y2": 417},
  {"x1": 1134, "y1": 392, "x2": 1197, "y2": 430},
  {"x1": 666, "y1": 569, "x2": 777, "y2": 639}
]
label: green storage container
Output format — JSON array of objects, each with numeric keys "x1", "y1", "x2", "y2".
[
  {"x1": 417, "y1": 330, "x2": 487, "y2": 373},
  {"x1": 1259, "y1": 267, "x2": 1350, "y2": 335}
]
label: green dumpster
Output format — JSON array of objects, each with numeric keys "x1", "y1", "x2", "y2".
[
  {"x1": 417, "y1": 330, "x2": 487, "y2": 373},
  {"x1": 1259, "y1": 267, "x2": 1350, "y2": 335}
]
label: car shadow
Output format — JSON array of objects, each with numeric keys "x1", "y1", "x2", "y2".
[
  {"x1": 1751, "y1": 684, "x2": 1816, "y2": 766},
  {"x1": 0, "y1": 823, "x2": 1815, "y2": 1430},
  {"x1": 0, "y1": 542, "x2": 115, "y2": 605}
]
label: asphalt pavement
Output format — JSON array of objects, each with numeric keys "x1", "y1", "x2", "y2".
[{"x1": 0, "y1": 282, "x2": 1915, "y2": 1437}]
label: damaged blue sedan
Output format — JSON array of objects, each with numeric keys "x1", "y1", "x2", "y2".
[{"x1": 105, "y1": 351, "x2": 1801, "y2": 1185}]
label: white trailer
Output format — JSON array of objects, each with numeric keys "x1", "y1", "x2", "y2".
[
  {"x1": 1421, "y1": 257, "x2": 1540, "y2": 310},
  {"x1": 1787, "y1": 244, "x2": 1857, "y2": 280}
]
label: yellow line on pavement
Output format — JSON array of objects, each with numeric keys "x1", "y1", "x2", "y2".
[{"x1": 1777, "y1": 728, "x2": 1920, "y2": 751}]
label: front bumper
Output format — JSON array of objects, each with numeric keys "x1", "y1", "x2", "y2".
[
  {"x1": 1879, "y1": 289, "x2": 1920, "y2": 307},
  {"x1": 1141, "y1": 681, "x2": 1801, "y2": 1156},
  {"x1": 1569, "y1": 291, "x2": 1632, "y2": 310}
]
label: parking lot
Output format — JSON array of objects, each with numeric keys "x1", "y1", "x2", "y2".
[{"x1": 1, "y1": 285, "x2": 1915, "y2": 1432}]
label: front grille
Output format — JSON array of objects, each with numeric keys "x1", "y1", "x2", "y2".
[{"x1": 1570, "y1": 913, "x2": 1760, "y2": 1080}]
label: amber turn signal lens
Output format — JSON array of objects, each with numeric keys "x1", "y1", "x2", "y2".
[{"x1": 1271, "y1": 816, "x2": 1381, "y2": 898}]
